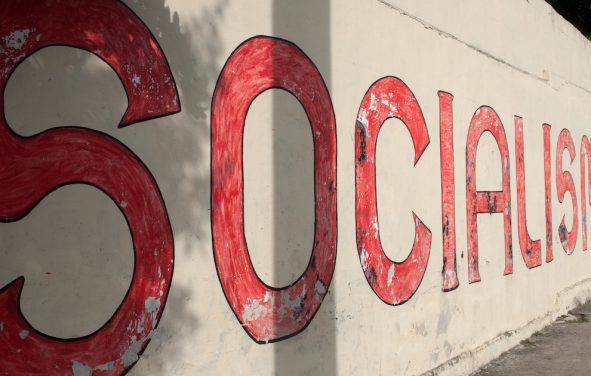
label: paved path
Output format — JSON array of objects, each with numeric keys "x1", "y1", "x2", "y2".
[{"x1": 473, "y1": 301, "x2": 591, "y2": 376}]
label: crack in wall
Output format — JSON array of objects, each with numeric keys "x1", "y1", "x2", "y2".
[{"x1": 376, "y1": 0, "x2": 591, "y2": 95}]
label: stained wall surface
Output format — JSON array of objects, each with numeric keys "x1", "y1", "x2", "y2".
[{"x1": 2, "y1": 0, "x2": 591, "y2": 375}]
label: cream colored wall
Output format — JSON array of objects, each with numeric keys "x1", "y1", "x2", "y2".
[{"x1": 2, "y1": 0, "x2": 591, "y2": 374}]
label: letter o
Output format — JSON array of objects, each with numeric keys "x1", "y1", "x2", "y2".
[{"x1": 211, "y1": 36, "x2": 337, "y2": 343}]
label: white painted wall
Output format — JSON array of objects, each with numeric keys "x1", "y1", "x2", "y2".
[{"x1": 2, "y1": 0, "x2": 591, "y2": 374}]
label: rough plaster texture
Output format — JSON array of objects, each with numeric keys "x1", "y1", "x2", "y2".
[
  {"x1": 473, "y1": 300, "x2": 591, "y2": 375},
  {"x1": 2, "y1": 0, "x2": 591, "y2": 374}
]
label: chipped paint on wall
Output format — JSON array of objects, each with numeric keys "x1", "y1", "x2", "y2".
[
  {"x1": 556, "y1": 128, "x2": 578, "y2": 254},
  {"x1": 355, "y1": 76, "x2": 431, "y2": 305},
  {"x1": 0, "y1": 0, "x2": 178, "y2": 374},
  {"x1": 211, "y1": 36, "x2": 337, "y2": 343},
  {"x1": 514, "y1": 116, "x2": 542, "y2": 268}
]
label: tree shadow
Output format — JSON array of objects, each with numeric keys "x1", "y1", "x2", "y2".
[
  {"x1": 0, "y1": 0, "x2": 227, "y2": 374},
  {"x1": 0, "y1": 0, "x2": 339, "y2": 374}
]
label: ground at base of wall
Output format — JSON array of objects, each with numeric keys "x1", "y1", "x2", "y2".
[{"x1": 473, "y1": 301, "x2": 591, "y2": 375}]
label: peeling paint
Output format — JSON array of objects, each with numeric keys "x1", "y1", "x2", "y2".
[
  {"x1": 19, "y1": 330, "x2": 29, "y2": 340},
  {"x1": 211, "y1": 36, "x2": 337, "y2": 343},
  {"x1": 581, "y1": 135, "x2": 591, "y2": 251},
  {"x1": 543, "y1": 124, "x2": 554, "y2": 262},
  {"x1": 95, "y1": 361, "x2": 115, "y2": 371},
  {"x1": 263, "y1": 291, "x2": 274, "y2": 304},
  {"x1": 145, "y1": 296, "x2": 161, "y2": 315},
  {"x1": 466, "y1": 106, "x2": 513, "y2": 282},
  {"x1": 4, "y1": 29, "x2": 31, "y2": 50},
  {"x1": 358, "y1": 125, "x2": 368, "y2": 162},
  {"x1": 360, "y1": 246, "x2": 369, "y2": 270},
  {"x1": 145, "y1": 296, "x2": 161, "y2": 328},
  {"x1": 71, "y1": 360, "x2": 115, "y2": 376},
  {"x1": 369, "y1": 93, "x2": 378, "y2": 110},
  {"x1": 243, "y1": 299, "x2": 267, "y2": 322},
  {"x1": 444, "y1": 269, "x2": 458, "y2": 288},
  {"x1": 439, "y1": 91, "x2": 459, "y2": 292},
  {"x1": 516, "y1": 116, "x2": 542, "y2": 268},
  {"x1": 372, "y1": 217, "x2": 379, "y2": 239},
  {"x1": 556, "y1": 128, "x2": 578, "y2": 255},
  {"x1": 136, "y1": 316, "x2": 145, "y2": 334},
  {"x1": 72, "y1": 361, "x2": 92, "y2": 376},
  {"x1": 0, "y1": 2, "x2": 176, "y2": 374},
  {"x1": 132, "y1": 74, "x2": 141, "y2": 86},
  {"x1": 380, "y1": 97, "x2": 398, "y2": 115},
  {"x1": 278, "y1": 286, "x2": 306, "y2": 320},
  {"x1": 357, "y1": 108, "x2": 369, "y2": 129},
  {"x1": 121, "y1": 334, "x2": 150, "y2": 367},
  {"x1": 355, "y1": 77, "x2": 431, "y2": 305},
  {"x1": 387, "y1": 264, "x2": 395, "y2": 287},
  {"x1": 314, "y1": 280, "x2": 326, "y2": 295}
]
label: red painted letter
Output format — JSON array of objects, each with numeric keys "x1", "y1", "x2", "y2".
[
  {"x1": 580, "y1": 135, "x2": 591, "y2": 250},
  {"x1": 211, "y1": 37, "x2": 337, "y2": 343},
  {"x1": 543, "y1": 124, "x2": 554, "y2": 262},
  {"x1": 514, "y1": 116, "x2": 542, "y2": 268},
  {"x1": 355, "y1": 77, "x2": 432, "y2": 305},
  {"x1": 556, "y1": 128, "x2": 578, "y2": 254},
  {"x1": 0, "y1": 1, "x2": 178, "y2": 374},
  {"x1": 439, "y1": 91, "x2": 458, "y2": 291},
  {"x1": 466, "y1": 106, "x2": 512, "y2": 283}
]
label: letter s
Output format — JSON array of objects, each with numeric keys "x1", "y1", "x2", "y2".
[{"x1": 0, "y1": 1, "x2": 179, "y2": 374}]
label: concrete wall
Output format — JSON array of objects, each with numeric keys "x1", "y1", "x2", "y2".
[{"x1": 2, "y1": 0, "x2": 591, "y2": 374}]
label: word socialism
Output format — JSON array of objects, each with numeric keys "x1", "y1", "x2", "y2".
[{"x1": 0, "y1": 1, "x2": 586, "y2": 375}]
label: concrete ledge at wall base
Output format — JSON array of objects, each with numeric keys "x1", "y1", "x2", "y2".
[
  {"x1": 423, "y1": 279, "x2": 591, "y2": 376},
  {"x1": 4, "y1": 1, "x2": 591, "y2": 374}
]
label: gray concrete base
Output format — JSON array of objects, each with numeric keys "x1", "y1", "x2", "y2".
[{"x1": 473, "y1": 301, "x2": 591, "y2": 376}]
